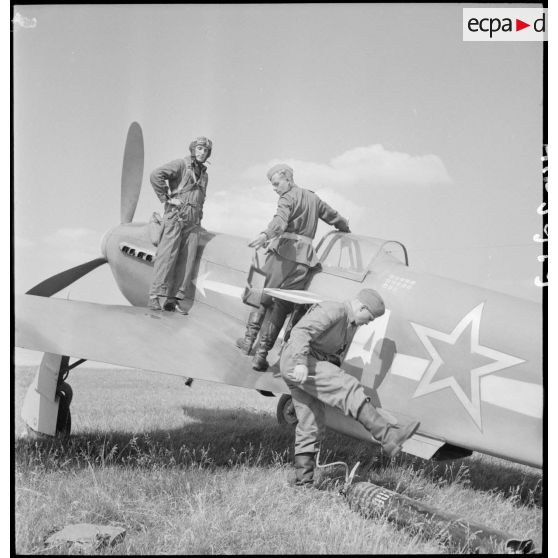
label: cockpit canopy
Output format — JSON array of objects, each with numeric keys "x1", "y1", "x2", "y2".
[{"x1": 315, "y1": 232, "x2": 408, "y2": 281}]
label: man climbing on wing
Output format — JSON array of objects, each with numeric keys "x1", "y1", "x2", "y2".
[
  {"x1": 147, "y1": 136, "x2": 213, "y2": 314},
  {"x1": 236, "y1": 163, "x2": 351, "y2": 371},
  {"x1": 280, "y1": 288, "x2": 420, "y2": 487}
]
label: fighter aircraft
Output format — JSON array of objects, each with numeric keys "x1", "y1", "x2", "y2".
[{"x1": 15, "y1": 122, "x2": 543, "y2": 470}]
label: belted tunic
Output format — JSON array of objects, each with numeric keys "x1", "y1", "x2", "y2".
[{"x1": 263, "y1": 185, "x2": 347, "y2": 267}]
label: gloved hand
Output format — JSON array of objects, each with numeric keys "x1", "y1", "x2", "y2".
[
  {"x1": 335, "y1": 217, "x2": 351, "y2": 233},
  {"x1": 248, "y1": 233, "x2": 268, "y2": 249},
  {"x1": 288, "y1": 364, "x2": 309, "y2": 384}
]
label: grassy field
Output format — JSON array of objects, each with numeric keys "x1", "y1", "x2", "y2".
[{"x1": 14, "y1": 365, "x2": 543, "y2": 554}]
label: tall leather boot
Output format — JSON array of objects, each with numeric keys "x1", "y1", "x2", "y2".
[
  {"x1": 252, "y1": 321, "x2": 281, "y2": 371},
  {"x1": 357, "y1": 399, "x2": 420, "y2": 458},
  {"x1": 252, "y1": 300, "x2": 291, "y2": 371},
  {"x1": 235, "y1": 309, "x2": 265, "y2": 355},
  {"x1": 289, "y1": 453, "x2": 316, "y2": 487}
]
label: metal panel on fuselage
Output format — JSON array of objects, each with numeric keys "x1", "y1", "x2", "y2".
[
  {"x1": 190, "y1": 232, "x2": 256, "y2": 322},
  {"x1": 102, "y1": 225, "x2": 542, "y2": 466},
  {"x1": 375, "y1": 267, "x2": 541, "y2": 467},
  {"x1": 103, "y1": 223, "x2": 256, "y2": 323},
  {"x1": 308, "y1": 256, "x2": 542, "y2": 467}
]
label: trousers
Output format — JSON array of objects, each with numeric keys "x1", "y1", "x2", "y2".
[
  {"x1": 149, "y1": 207, "x2": 200, "y2": 299},
  {"x1": 260, "y1": 252, "x2": 313, "y2": 308},
  {"x1": 280, "y1": 346, "x2": 368, "y2": 455}
]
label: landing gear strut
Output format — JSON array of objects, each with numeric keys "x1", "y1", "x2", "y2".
[
  {"x1": 54, "y1": 357, "x2": 85, "y2": 437},
  {"x1": 21, "y1": 353, "x2": 86, "y2": 438},
  {"x1": 55, "y1": 381, "x2": 73, "y2": 436}
]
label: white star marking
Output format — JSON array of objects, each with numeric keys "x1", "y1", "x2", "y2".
[{"x1": 411, "y1": 302, "x2": 525, "y2": 430}]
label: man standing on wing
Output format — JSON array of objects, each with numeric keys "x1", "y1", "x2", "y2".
[
  {"x1": 280, "y1": 288, "x2": 420, "y2": 487},
  {"x1": 236, "y1": 163, "x2": 351, "y2": 371},
  {"x1": 147, "y1": 137, "x2": 212, "y2": 313}
]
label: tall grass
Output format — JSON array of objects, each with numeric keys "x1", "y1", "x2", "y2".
[{"x1": 14, "y1": 366, "x2": 542, "y2": 554}]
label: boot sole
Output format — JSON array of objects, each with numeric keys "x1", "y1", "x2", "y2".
[{"x1": 163, "y1": 305, "x2": 188, "y2": 314}]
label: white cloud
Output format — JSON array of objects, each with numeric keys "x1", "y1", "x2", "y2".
[
  {"x1": 204, "y1": 144, "x2": 451, "y2": 237},
  {"x1": 241, "y1": 144, "x2": 452, "y2": 190},
  {"x1": 330, "y1": 145, "x2": 452, "y2": 186}
]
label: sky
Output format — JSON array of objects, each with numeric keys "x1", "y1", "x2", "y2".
[{"x1": 13, "y1": 3, "x2": 546, "y2": 358}]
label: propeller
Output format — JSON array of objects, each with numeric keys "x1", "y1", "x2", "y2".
[
  {"x1": 25, "y1": 122, "x2": 144, "y2": 297},
  {"x1": 120, "y1": 121, "x2": 144, "y2": 224},
  {"x1": 26, "y1": 258, "x2": 108, "y2": 297}
]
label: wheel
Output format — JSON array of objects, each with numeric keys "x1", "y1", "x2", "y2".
[
  {"x1": 55, "y1": 382, "x2": 72, "y2": 437},
  {"x1": 58, "y1": 381, "x2": 73, "y2": 405},
  {"x1": 277, "y1": 394, "x2": 298, "y2": 426}
]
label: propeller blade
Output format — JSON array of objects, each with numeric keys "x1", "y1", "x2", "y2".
[
  {"x1": 26, "y1": 258, "x2": 107, "y2": 297},
  {"x1": 120, "y1": 122, "x2": 144, "y2": 224}
]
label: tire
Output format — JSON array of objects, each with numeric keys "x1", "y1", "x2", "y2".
[
  {"x1": 277, "y1": 394, "x2": 298, "y2": 426},
  {"x1": 55, "y1": 382, "x2": 72, "y2": 437}
]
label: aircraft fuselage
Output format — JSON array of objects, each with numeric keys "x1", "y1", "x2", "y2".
[{"x1": 101, "y1": 223, "x2": 542, "y2": 468}]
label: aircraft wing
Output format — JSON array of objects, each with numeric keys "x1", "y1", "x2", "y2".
[
  {"x1": 15, "y1": 294, "x2": 288, "y2": 395},
  {"x1": 16, "y1": 293, "x2": 432, "y2": 457}
]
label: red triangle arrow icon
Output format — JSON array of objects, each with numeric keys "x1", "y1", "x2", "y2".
[{"x1": 516, "y1": 19, "x2": 530, "y2": 31}]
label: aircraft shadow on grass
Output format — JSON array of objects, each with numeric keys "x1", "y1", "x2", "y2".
[{"x1": 16, "y1": 404, "x2": 541, "y2": 508}]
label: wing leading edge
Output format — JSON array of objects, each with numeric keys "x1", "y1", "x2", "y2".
[{"x1": 15, "y1": 294, "x2": 288, "y2": 395}]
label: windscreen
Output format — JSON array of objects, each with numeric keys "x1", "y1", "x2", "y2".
[{"x1": 316, "y1": 233, "x2": 406, "y2": 280}]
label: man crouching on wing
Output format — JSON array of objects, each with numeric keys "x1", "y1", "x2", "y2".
[{"x1": 280, "y1": 288, "x2": 420, "y2": 487}]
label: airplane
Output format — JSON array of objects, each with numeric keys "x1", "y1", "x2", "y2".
[{"x1": 15, "y1": 122, "x2": 543, "y2": 471}]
